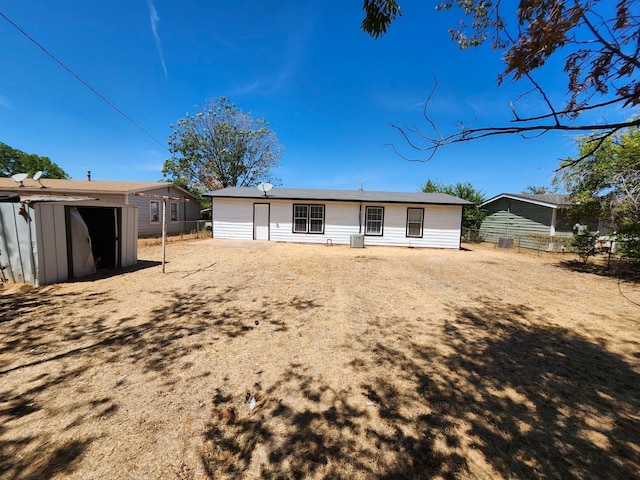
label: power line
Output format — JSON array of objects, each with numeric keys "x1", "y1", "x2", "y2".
[{"x1": 0, "y1": 10, "x2": 169, "y2": 152}]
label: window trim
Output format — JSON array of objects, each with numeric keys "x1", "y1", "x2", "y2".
[
  {"x1": 292, "y1": 204, "x2": 325, "y2": 234},
  {"x1": 150, "y1": 200, "x2": 160, "y2": 223},
  {"x1": 169, "y1": 202, "x2": 179, "y2": 222},
  {"x1": 365, "y1": 206, "x2": 384, "y2": 236},
  {"x1": 406, "y1": 207, "x2": 424, "y2": 238}
]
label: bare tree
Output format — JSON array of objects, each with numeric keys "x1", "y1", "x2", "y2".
[{"x1": 361, "y1": 1, "x2": 640, "y2": 163}]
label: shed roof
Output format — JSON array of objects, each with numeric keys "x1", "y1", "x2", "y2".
[
  {"x1": 16, "y1": 195, "x2": 135, "y2": 208},
  {"x1": 0, "y1": 178, "x2": 198, "y2": 199},
  {"x1": 206, "y1": 187, "x2": 472, "y2": 205},
  {"x1": 481, "y1": 193, "x2": 571, "y2": 209}
]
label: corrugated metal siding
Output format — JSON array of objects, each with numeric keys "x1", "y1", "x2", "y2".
[
  {"x1": 213, "y1": 198, "x2": 463, "y2": 249},
  {"x1": 0, "y1": 201, "x2": 137, "y2": 285},
  {"x1": 480, "y1": 198, "x2": 554, "y2": 249},
  {"x1": 0, "y1": 203, "x2": 40, "y2": 284},
  {"x1": 35, "y1": 203, "x2": 68, "y2": 285},
  {"x1": 120, "y1": 206, "x2": 138, "y2": 267}
]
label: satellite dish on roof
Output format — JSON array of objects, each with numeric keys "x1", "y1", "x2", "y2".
[
  {"x1": 11, "y1": 173, "x2": 28, "y2": 186},
  {"x1": 33, "y1": 171, "x2": 46, "y2": 188},
  {"x1": 257, "y1": 182, "x2": 273, "y2": 196}
]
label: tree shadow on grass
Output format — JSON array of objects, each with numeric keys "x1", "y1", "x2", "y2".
[
  {"x1": 555, "y1": 258, "x2": 640, "y2": 283},
  {"x1": 0, "y1": 283, "x2": 323, "y2": 479},
  {"x1": 0, "y1": 436, "x2": 93, "y2": 480},
  {"x1": 198, "y1": 297, "x2": 640, "y2": 479},
  {"x1": 375, "y1": 297, "x2": 640, "y2": 479}
]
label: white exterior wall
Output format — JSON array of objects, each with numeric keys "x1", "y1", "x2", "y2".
[
  {"x1": 212, "y1": 198, "x2": 255, "y2": 240},
  {"x1": 213, "y1": 198, "x2": 463, "y2": 249}
]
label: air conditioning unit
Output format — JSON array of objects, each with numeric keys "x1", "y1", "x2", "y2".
[
  {"x1": 498, "y1": 237, "x2": 514, "y2": 248},
  {"x1": 350, "y1": 234, "x2": 365, "y2": 248}
]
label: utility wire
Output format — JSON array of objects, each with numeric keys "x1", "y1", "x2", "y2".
[{"x1": 0, "y1": 10, "x2": 169, "y2": 152}]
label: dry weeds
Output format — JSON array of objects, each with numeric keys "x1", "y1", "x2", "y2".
[{"x1": 1, "y1": 239, "x2": 639, "y2": 479}]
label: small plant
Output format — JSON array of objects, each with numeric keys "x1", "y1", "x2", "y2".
[
  {"x1": 617, "y1": 235, "x2": 640, "y2": 262},
  {"x1": 572, "y1": 228, "x2": 599, "y2": 263}
]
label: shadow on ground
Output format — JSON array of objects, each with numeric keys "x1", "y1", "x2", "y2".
[
  {"x1": 556, "y1": 258, "x2": 640, "y2": 283},
  {"x1": 0, "y1": 283, "x2": 318, "y2": 479},
  {"x1": 65, "y1": 259, "x2": 162, "y2": 283},
  {"x1": 2, "y1": 283, "x2": 639, "y2": 479},
  {"x1": 199, "y1": 297, "x2": 640, "y2": 479}
]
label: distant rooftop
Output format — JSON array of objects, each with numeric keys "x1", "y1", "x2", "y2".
[
  {"x1": 482, "y1": 193, "x2": 571, "y2": 208},
  {"x1": 206, "y1": 187, "x2": 473, "y2": 205},
  {"x1": 0, "y1": 178, "x2": 197, "y2": 198}
]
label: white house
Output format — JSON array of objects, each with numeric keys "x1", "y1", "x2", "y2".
[{"x1": 205, "y1": 187, "x2": 472, "y2": 249}]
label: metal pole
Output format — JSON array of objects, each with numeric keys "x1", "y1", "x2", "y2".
[{"x1": 162, "y1": 197, "x2": 167, "y2": 273}]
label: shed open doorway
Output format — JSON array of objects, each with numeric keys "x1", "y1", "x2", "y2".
[{"x1": 72, "y1": 206, "x2": 119, "y2": 271}]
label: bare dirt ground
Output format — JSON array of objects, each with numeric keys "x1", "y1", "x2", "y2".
[{"x1": 1, "y1": 239, "x2": 639, "y2": 480}]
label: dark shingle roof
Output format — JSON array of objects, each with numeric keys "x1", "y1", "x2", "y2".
[{"x1": 206, "y1": 187, "x2": 473, "y2": 205}]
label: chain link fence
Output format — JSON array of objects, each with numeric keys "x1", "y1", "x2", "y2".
[
  {"x1": 139, "y1": 220, "x2": 212, "y2": 239},
  {"x1": 464, "y1": 226, "x2": 588, "y2": 254},
  {"x1": 465, "y1": 226, "x2": 639, "y2": 261}
]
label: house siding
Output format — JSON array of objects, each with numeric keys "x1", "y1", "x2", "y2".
[
  {"x1": 480, "y1": 198, "x2": 555, "y2": 249},
  {"x1": 212, "y1": 199, "x2": 255, "y2": 240},
  {"x1": 212, "y1": 198, "x2": 463, "y2": 249},
  {"x1": 128, "y1": 186, "x2": 202, "y2": 237}
]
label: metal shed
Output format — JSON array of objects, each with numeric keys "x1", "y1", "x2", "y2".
[{"x1": 0, "y1": 195, "x2": 137, "y2": 285}]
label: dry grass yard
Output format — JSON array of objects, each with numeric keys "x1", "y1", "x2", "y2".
[{"x1": 1, "y1": 239, "x2": 639, "y2": 480}]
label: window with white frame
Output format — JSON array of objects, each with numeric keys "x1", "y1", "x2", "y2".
[
  {"x1": 292, "y1": 204, "x2": 325, "y2": 234},
  {"x1": 365, "y1": 206, "x2": 384, "y2": 235},
  {"x1": 406, "y1": 208, "x2": 424, "y2": 237},
  {"x1": 170, "y1": 202, "x2": 179, "y2": 222},
  {"x1": 150, "y1": 200, "x2": 160, "y2": 223}
]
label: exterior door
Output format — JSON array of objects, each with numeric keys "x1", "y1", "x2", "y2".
[{"x1": 253, "y1": 203, "x2": 270, "y2": 240}]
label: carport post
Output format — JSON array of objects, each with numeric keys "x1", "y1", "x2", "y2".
[
  {"x1": 162, "y1": 197, "x2": 167, "y2": 273},
  {"x1": 131, "y1": 192, "x2": 189, "y2": 275}
]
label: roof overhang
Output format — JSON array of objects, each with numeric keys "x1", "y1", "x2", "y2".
[
  {"x1": 206, "y1": 187, "x2": 473, "y2": 206},
  {"x1": 481, "y1": 193, "x2": 569, "y2": 209}
]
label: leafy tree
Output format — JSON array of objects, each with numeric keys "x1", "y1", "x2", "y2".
[
  {"x1": 163, "y1": 97, "x2": 282, "y2": 195},
  {"x1": 422, "y1": 180, "x2": 487, "y2": 240},
  {"x1": 0, "y1": 142, "x2": 69, "y2": 178},
  {"x1": 361, "y1": 1, "x2": 639, "y2": 161},
  {"x1": 361, "y1": 0, "x2": 401, "y2": 38},
  {"x1": 572, "y1": 226, "x2": 599, "y2": 264},
  {"x1": 554, "y1": 126, "x2": 640, "y2": 259}
]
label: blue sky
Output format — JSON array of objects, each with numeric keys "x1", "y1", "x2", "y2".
[{"x1": 0, "y1": 1, "x2": 633, "y2": 198}]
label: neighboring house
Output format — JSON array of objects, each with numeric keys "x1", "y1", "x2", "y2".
[
  {"x1": 0, "y1": 177, "x2": 202, "y2": 237},
  {"x1": 205, "y1": 187, "x2": 472, "y2": 249},
  {"x1": 0, "y1": 195, "x2": 137, "y2": 285},
  {"x1": 480, "y1": 193, "x2": 601, "y2": 250}
]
